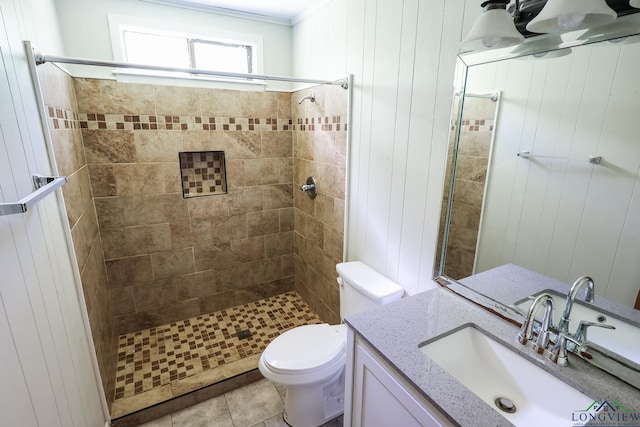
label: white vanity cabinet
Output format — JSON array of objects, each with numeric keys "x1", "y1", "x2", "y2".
[{"x1": 344, "y1": 328, "x2": 453, "y2": 427}]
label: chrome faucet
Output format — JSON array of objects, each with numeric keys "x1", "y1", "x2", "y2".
[
  {"x1": 572, "y1": 320, "x2": 615, "y2": 346},
  {"x1": 517, "y1": 293, "x2": 554, "y2": 349},
  {"x1": 517, "y1": 277, "x2": 615, "y2": 367},
  {"x1": 558, "y1": 276, "x2": 595, "y2": 335}
]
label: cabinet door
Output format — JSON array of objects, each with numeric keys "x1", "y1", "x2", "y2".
[{"x1": 350, "y1": 338, "x2": 451, "y2": 427}]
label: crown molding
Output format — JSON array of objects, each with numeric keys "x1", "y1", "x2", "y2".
[{"x1": 139, "y1": 0, "x2": 292, "y2": 26}]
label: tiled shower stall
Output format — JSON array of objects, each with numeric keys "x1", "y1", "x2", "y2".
[
  {"x1": 438, "y1": 95, "x2": 496, "y2": 279},
  {"x1": 38, "y1": 62, "x2": 348, "y2": 420}
]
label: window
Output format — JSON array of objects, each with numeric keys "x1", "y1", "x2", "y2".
[{"x1": 122, "y1": 29, "x2": 254, "y2": 75}]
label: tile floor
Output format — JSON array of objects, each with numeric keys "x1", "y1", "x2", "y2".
[
  {"x1": 112, "y1": 292, "x2": 322, "y2": 418},
  {"x1": 137, "y1": 379, "x2": 344, "y2": 427}
]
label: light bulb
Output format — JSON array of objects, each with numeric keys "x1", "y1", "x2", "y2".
[
  {"x1": 483, "y1": 37, "x2": 501, "y2": 48},
  {"x1": 558, "y1": 14, "x2": 586, "y2": 29}
]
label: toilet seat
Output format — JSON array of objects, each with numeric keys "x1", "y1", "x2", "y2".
[{"x1": 262, "y1": 324, "x2": 347, "y2": 375}]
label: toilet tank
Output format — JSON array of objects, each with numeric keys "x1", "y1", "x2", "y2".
[{"x1": 336, "y1": 261, "x2": 404, "y2": 320}]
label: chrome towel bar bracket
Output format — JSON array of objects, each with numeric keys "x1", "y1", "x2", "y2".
[{"x1": 0, "y1": 175, "x2": 67, "y2": 216}]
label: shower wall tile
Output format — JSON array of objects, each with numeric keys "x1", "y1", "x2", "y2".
[
  {"x1": 110, "y1": 286, "x2": 136, "y2": 316},
  {"x1": 88, "y1": 165, "x2": 117, "y2": 197},
  {"x1": 176, "y1": 270, "x2": 217, "y2": 300},
  {"x1": 163, "y1": 163, "x2": 183, "y2": 193},
  {"x1": 114, "y1": 164, "x2": 166, "y2": 196},
  {"x1": 264, "y1": 232, "x2": 294, "y2": 258},
  {"x1": 193, "y1": 242, "x2": 235, "y2": 272},
  {"x1": 83, "y1": 129, "x2": 137, "y2": 163},
  {"x1": 223, "y1": 131, "x2": 261, "y2": 158},
  {"x1": 74, "y1": 79, "x2": 157, "y2": 114},
  {"x1": 443, "y1": 97, "x2": 496, "y2": 279},
  {"x1": 313, "y1": 193, "x2": 336, "y2": 227},
  {"x1": 124, "y1": 224, "x2": 173, "y2": 256},
  {"x1": 116, "y1": 299, "x2": 201, "y2": 335},
  {"x1": 50, "y1": 129, "x2": 86, "y2": 176},
  {"x1": 247, "y1": 210, "x2": 280, "y2": 237},
  {"x1": 230, "y1": 237, "x2": 265, "y2": 263},
  {"x1": 150, "y1": 248, "x2": 196, "y2": 280},
  {"x1": 279, "y1": 208, "x2": 294, "y2": 232},
  {"x1": 143, "y1": 193, "x2": 190, "y2": 224},
  {"x1": 261, "y1": 131, "x2": 293, "y2": 158},
  {"x1": 155, "y1": 86, "x2": 201, "y2": 116},
  {"x1": 199, "y1": 290, "x2": 237, "y2": 314},
  {"x1": 262, "y1": 184, "x2": 293, "y2": 210},
  {"x1": 62, "y1": 166, "x2": 94, "y2": 229},
  {"x1": 71, "y1": 203, "x2": 100, "y2": 271},
  {"x1": 134, "y1": 131, "x2": 184, "y2": 162},
  {"x1": 187, "y1": 195, "x2": 228, "y2": 220},
  {"x1": 133, "y1": 280, "x2": 180, "y2": 311},
  {"x1": 105, "y1": 255, "x2": 154, "y2": 289},
  {"x1": 228, "y1": 187, "x2": 263, "y2": 215},
  {"x1": 291, "y1": 87, "x2": 348, "y2": 323},
  {"x1": 41, "y1": 63, "x2": 117, "y2": 411},
  {"x1": 73, "y1": 78, "x2": 347, "y2": 339}
]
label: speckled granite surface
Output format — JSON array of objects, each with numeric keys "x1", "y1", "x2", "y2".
[
  {"x1": 345, "y1": 284, "x2": 640, "y2": 426},
  {"x1": 458, "y1": 264, "x2": 640, "y2": 326}
]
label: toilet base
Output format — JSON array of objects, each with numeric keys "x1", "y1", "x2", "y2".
[{"x1": 281, "y1": 367, "x2": 345, "y2": 427}]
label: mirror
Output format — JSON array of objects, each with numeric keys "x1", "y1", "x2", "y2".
[
  {"x1": 436, "y1": 12, "x2": 640, "y2": 386},
  {"x1": 438, "y1": 17, "x2": 640, "y2": 309}
]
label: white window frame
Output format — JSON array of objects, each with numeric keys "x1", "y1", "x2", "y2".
[{"x1": 108, "y1": 14, "x2": 265, "y2": 89}]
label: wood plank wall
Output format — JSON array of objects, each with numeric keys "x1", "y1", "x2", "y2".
[
  {"x1": 469, "y1": 41, "x2": 640, "y2": 307},
  {"x1": 292, "y1": 0, "x2": 472, "y2": 295},
  {"x1": 0, "y1": 0, "x2": 108, "y2": 425}
]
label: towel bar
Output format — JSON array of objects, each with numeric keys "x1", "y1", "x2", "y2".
[{"x1": 0, "y1": 175, "x2": 67, "y2": 216}]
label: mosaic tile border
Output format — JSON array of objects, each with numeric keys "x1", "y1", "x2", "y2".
[
  {"x1": 113, "y1": 291, "x2": 321, "y2": 402},
  {"x1": 46, "y1": 106, "x2": 80, "y2": 130},
  {"x1": 78, "y1": 114, "x2": 293, "y2": 132},
  {"x1": 77, "y1": 113, "x2": 348, "y2": 132},
  {"x1": 451, "y1": 119, "x2": 495, "y2": 132},
  {"x1": 46, "y1": 106, "x2": 349, "y2": 133}
]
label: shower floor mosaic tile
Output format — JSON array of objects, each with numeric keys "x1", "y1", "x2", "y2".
[{"x1": 111, "y1": 291, "x2": 322, "y2": 418}]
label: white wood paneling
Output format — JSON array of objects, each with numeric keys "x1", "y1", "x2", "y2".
[
  {"x1": 0, "y1": 0, "x2": 108, "y2": 425},
  {"x1": 473, "y1": 41, "x2": 640, "y2": 306},
  {"x1": 293, "y1": 0, "x2": 471, "y2": 294}
]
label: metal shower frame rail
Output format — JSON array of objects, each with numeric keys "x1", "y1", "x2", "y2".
[{"x1": 34, "y1": 52, "x2": 349, "y2": 89}]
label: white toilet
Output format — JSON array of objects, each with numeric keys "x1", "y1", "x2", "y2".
[{"x1": 258, "y1": 261, "x2": 404, "y2": 427}]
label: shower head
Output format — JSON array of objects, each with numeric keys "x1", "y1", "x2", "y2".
[{"x1": 298, "y1": 94, "x2": 315, "y2": 104}]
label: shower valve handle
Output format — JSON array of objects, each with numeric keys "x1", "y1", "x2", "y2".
[{"x1": 300, "y1": 177, "x2": 317, "y2": 199}]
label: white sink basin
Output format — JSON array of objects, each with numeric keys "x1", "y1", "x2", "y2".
[
  {"x1": 420, "y1": 325, "x2": 592, "y2": 427},
  {"x1": 515, "y1": 290, "x2": 640, "y2": 365}
]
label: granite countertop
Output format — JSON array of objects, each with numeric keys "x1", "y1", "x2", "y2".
[
  {"x1": 458, "y1": 264, "x2": 640, "y2": 327},
  {"x1": 345, "y1": 285, "x2": 640, "y2": 426}
]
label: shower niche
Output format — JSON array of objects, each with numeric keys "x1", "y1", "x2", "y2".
[{"x1": 179, "y1": 151, "x2": 227, "y2": 198}]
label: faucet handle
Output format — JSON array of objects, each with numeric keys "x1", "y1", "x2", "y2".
[
  {"x1": 551, "y1": 333, "x2": 581, "y2": 366},
  {"x1": 573, "y1": 320, "x2": 615, "y2": 346}
]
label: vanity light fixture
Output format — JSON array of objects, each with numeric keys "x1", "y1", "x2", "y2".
[
  {"x1": 526, "y1": 0, "x2": 617, "y2": 33},
  {"x1": 460, "y1": 0, "x2": 524, "y2": 50}
]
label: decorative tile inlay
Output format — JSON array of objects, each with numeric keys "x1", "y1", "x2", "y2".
[
  {"x1": 451, "y1": 119, "x2": 495, "y2": 132},
  {"x1": 113, "y1": 291, "x2": 322, "y2": 401},
  {"x1": 296, "y1": 116, "x2": 347, "y2": 132},
  {"x1": 77, "y1": 112, "x2": 348, "y2": 132},
  {"x1": 179, "y1": 151, "x2": 227, "y2": 197},
  {"x1": 46, "y1": 105, "x2": 80, "y2": 130}
]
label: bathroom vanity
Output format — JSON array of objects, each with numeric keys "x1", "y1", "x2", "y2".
[{"x1": 343, "y1": 266, "x2": 640, "y2": 426}]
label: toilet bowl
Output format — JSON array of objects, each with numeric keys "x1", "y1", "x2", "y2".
[
  {"x1": 258, "y1": 261, "x2": 404, "y2": 427},
  {"x1": 258, "y1": 324, "x2": 347, "y2": 426}
]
